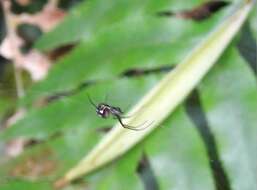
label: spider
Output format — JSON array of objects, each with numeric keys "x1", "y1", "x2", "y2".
[{"x1": 87, "y1": 94, "x2": 150, "y2": 131}]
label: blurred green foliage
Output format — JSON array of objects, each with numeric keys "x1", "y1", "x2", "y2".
[{"x1": 0, "y1": 0, "x2": 256, "y2": 190}]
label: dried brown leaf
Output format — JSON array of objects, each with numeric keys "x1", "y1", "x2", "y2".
[
  {"x1": 15, "y1": 0, "x2": 31, "y2": 6},
  {"x1": 3, "y1": 108, "x2": 26, "y2": 157},
  {"x1": 10, "y1": 148, "x2": 58, "y2": 178},
  {"x1": 5, "y1": 138, "x2": 26, "y2": 157},
  {"x1": 20, "y1": 50, "x2": 50, "y2": 80},
  {"x1": 19, "y1": 0, "x2": 66, "y2": 32},
  {"x1": 0, "y1": 33, "x2": 50, "y2": 80},
  {"x1": 0, "y1": 0, "x2": 66, "y2": 81},
  {"x1": 0, "y1": 34, "x2": 23, "y2": 59}
]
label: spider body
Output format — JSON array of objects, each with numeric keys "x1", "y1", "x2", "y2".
[
  {"x1": 96, "y1": 103, "x2": 123, "y2": 118},
  {"x1": 87, "y1": 94, "x2": 151, "y2": 131}
]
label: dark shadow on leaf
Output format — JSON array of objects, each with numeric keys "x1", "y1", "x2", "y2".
[
  {"x1": 35, "y1": 65, "x2": 174, "y2": 106},
  {"x1": 121, "y1": 65, "x2": 173, "y2": 77},
  {"x1": 47, "y1": 43, "x2": 77, "y2": 61},
  {"x1": 157, "y1": 1, "x2": 230, "y2": 21},
  {"x1": 58, "y1": 0, "x2": 85, "y2": 11},
  {"x1": 136, "y1": 153, "x2": 159, "y2": 190},
  {"x1": 34, "y1": 81, "x2": 93, "y2": 106},
  {"x1": 185, "y1": 89, "x2": 231, "y2": 190},
  {"x1": 24, "y1": 131, "x2": 62, "y2": 149},
  {"x1": 237, "y1": 21, "x2": 257, "y2": 78},
  {"x1": 96, "y1": 126, "x2": 112, "y2": 133}
]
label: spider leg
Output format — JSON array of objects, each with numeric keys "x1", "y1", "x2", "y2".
[
  {"x1": 115, "y1": 115, "x2": 152, "y2": 131},
  {"x1": 87, "y1": 93, "x2": 97, "y2": 108}
]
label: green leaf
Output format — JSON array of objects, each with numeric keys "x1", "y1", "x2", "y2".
[
  {"x1": 0, "y1": 77, "x2": 159, "y2": 140},
  {"x1": 199, "y1": 47, "x2": 257, "y2": 189},
  {"x1": 0, "y1": 180, "x2": 51, "y2": 190},
  {"x1": 35, "y1": 0, "x2": 217, "y2": 51},
  {"x1": 24, "y1": 0, "x2": 228, "y2": 104}
]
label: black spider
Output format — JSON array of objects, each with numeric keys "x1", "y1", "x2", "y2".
[{"x1": 87, "y1": 94, "x2": 150, "y2": 131}]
